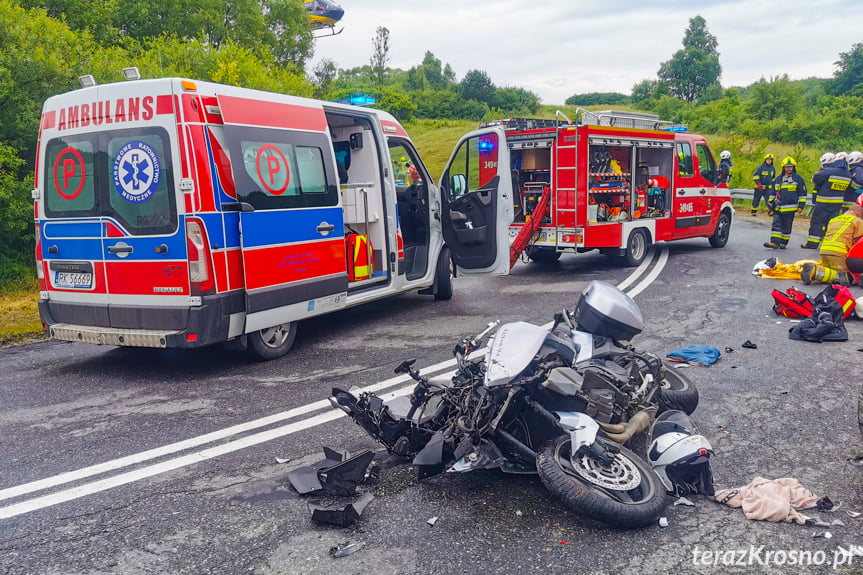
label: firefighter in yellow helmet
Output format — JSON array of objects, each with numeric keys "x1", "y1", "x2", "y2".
[
  {"x1": 801, "y1": 196, "x2": 863, "y2": 286},
  {"x1": 764, "y1": 157, "x2": 807, "y2": 249}
]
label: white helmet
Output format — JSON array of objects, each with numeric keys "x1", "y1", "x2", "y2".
[
  {"x1": 848, "y1": 151, "x2": 863, "y2": 166},
  {"x1": 648, "y1": 411, "x2": 715, "y2": 497},
  {"x1": 719, "y1": 150, "x2": 731, "y2": 160},
  {"x1": 835, "y1": 151, "x2": 849, "y2": 163},
  {"x1": 820, "y1": 152, "x2": 835, "y2": 166}
]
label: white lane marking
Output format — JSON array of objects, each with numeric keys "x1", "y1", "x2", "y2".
[
  {"x1": 0, "y1": 375, "x2": 445, "y2": 520},
  {"x1": 1, "y1": 257, "x2": 664, "y2": 518},
  {"x1": 615, "y1": 246, "x2": 656, "y2": 291},
  {"x1": 0, "y1": 356, "x2": 461, "y2": 503},
  {"x1": 627, "y1": 247, "x2": 669, "y2": 298}
]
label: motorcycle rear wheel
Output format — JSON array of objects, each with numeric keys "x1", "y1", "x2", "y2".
[
  {"x1": 657, "y1": 364, "x2": 699, "y2": 415},
  {"x1": 536, "y1": 434, "x2": 668, "y2": 528}
]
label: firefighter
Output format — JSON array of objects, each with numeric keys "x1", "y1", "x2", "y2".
[
  {"x1": 801, "y1": 198, "x2": 863, "y2": 286},
  {"x1": 750, "y1": 153, "x2": 775, "y2": 215},
  {"x1": 718, "y1": 150, "x2": 732, "y2": 186},
  {"x1": 803, "y1": 152, "x2": 852, "y2": 248},
  {"x1": 846, "y1": 151, "x2": 863, "y2": 208},
  {"x1": 764, "y1": 156, "x2": 807, "y2": 249}
]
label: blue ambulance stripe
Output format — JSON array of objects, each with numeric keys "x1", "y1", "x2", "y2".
[
  {"x1": 43, "y1": 221, "x2": 102, "y2": 239},
  {"x1": 241, "y1": 208, "x2": 344, "y2": 248},
  {"x1": 197, "y1": 213, "x2": 225, "y2": 248},
  {"x1": 223, "y1": 212, "x2": 241, "y2": 248},
  {"x1": 42, "y1": 238, "x2": 105, "y2": 261}
]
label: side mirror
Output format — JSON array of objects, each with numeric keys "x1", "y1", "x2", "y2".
[{"x1": 451, "y1": 174, "x2": 467, "y2": 197}]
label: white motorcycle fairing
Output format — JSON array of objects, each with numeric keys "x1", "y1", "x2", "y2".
[{"x1": 483, "y1": 322, "x2": 550, "y2": 387}]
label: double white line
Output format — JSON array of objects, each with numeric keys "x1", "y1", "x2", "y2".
[{"x1": 0, "y1": 247, "x2": 667, "y2": 520}]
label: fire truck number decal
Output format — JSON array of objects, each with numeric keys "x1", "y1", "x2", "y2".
[
  {"x1": 113, "y1": 141, "x2": 161, "y2": 204},
  {"x1": 255, "y1": 144, "x2": 291, "y2": 196},
  {"x1": 483, "y1": 160, "x2": 498, "y2": 170},
  {"x1": 679, "y1": 202, "x2": 694, "y2": 213},
  {"x1": 53, "y1": 147, "x2": 86, "y2": 200}
]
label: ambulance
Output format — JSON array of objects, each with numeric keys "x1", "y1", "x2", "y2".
[
  {"x1": 33, "y1": 74, "x2": 515, "y2": 359},
  {"x1": 497, "y1": 110, "x2": 733, "y2": 266}
]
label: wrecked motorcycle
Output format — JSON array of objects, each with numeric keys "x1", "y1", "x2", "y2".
[{"x1": 331, "y1": 281, "x2": 698, "y2": 527}]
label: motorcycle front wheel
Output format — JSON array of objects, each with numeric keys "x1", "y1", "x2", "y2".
[
  {"x1": 536, "y1": 434, "x2": 667, "y2": 528},
  {"x1": 657, "y1": 364, "x2": 699, "y2": 415}
]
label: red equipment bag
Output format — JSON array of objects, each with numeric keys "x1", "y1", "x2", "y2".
[
  {"x1": 813, "y1": 284, "x2": 856, "y2": 320},
  {"x1": 771, "y1": 286, "x2": 814, "y2": 319},
  {"x1": 346, "y1": 233, "x2": 372, "y2": 281}
]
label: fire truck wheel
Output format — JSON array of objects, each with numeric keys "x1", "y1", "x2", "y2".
[
  {"x1": 621, "y1": 229, "x2": 649, "y2": 267},
  {"x1": 526, "y1": 246, "x2": 561, "y2": 263},
  {"x1": 434, "y1": 246, "x2": 453, "y2": 301},
  {"x1": 708, "y1": 211, "x2": 731, "y2": 248},
  {"x1": 248, "y1": 322, "x2": 297, "y2": 361}
]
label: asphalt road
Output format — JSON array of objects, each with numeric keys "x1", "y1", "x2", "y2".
[{"x1": 2, "y1": 214, "x2": 863, "y2": 575}]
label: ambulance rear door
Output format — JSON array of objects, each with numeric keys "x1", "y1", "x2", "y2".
[
  {"x1": 439, "y1": 126, "x2": 513, "y2": 275},
  {"x1": 217, "y1": 95, "x2": 348, "y2": 332}
]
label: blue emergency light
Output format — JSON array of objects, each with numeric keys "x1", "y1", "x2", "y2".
[
  {"x1": 477, "y1": 139, "x2": 495, "y2": 152},
  {"x1": 332, "y1": 95, "x2": 376, "y2": 107},
  {"x1": 661, "y1": 125, "x2": 688, "y2": 132}
]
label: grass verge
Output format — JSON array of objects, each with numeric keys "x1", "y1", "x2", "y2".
[{"x1": 0, "y1": 277, "x2": 44, "y2": 346}]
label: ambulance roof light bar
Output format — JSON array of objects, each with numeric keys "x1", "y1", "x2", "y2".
[
  {"x1": 78, "y1": 75, "x2": 96, "y2": 89},
  {"x1": 122, "y1": 67, "x2": 141, "y2": 81}
]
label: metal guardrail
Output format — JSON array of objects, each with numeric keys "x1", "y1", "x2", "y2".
[{"x1": 728, "y1": 188, "x2": 815, "y2": 216}]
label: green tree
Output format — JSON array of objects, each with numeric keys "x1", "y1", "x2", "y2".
[
  {"x1": 312, "y1": 57, "x2": 336, "y2": 99},
  {"x1": 657, "y1": 15, "x2": 721, "y2": 103},
  {"x1": 370, "y1": 26, "x2": 390, "y2": 87},
  {"x1": 831, "y1": 42, "x2": 863, "y2": 96},
  {"x1": 745, "y1": 75, "x2": 802, "y2": 121},
  {"x1": 565, "y1": 92, "x2": 629, "y2": 106},
  {"x1": 460, "y1": 69, "x2": 494, "y2": 104}
]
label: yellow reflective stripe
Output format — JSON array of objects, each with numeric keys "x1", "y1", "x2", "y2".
[
  {"x1": 776, "y1": 206, "x2": 797, "y2": 212},
  {"x1": 815, "y1": 197, "x2": 844, "y2": 203}
]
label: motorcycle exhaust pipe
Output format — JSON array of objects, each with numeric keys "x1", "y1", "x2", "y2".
[{"x1": 600, "y1": 411, "x2": 651, "y2": 444}]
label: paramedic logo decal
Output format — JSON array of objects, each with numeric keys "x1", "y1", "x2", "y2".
[
  {"x1": 113, "y1": 141, "x2": 161, "y2": 203},
  {"x1": 255, "y1": 144, "x2": 290, "y2": 195}
]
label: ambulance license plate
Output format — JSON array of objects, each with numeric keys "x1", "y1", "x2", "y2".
[{"x1": 55, "y1": 272, "x2": 92, "y2": 289}]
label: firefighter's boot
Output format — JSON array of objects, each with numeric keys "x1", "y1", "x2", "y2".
[
  {"x1": 763, "y1": 242, "x2": 779, "y2": 249},
  {"x1": 800, "y1": 263, "x2": 815, "y2": 285},
  {"x1": 808, "y1": 265, "x2": 838, "y2": 284},
  {"x1": 838, "y1": 271, "x2": 860, "y2": 287},
  {"x1": 801, "y1": 240, "x2": 820, "y2": 249},
  {"x1": 750, "y1": 209, "x2": 758, "y2": 216}
]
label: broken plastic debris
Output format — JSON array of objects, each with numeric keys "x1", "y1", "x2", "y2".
[
  {"x1": 287, "y1": 447, "x2": 374, "y2": 496},
  {"x1": 275, "y1": 457, "x2": 291, "y2": 464},
  {"x1": 310, "y1": 492, "x2": 374, "y2": 527},
  {"x1": 742, "y1": 340, "x2": 757, "y2": 349},
  {"x1": 330, "y1": 542, "x2": 364, "y2": 558},
  {"x1": 515, "y1": 510, "x2": 523, "y2": 517},
  {"x1": 812, "y1": 531, "x2": 832, "y2": 539},
  {"x1": 674, "y1": 497, "x2": 695, "y2": 507},
  {"x1": 832, "y1": 519, "x2": 845, "y2": 526},
  {"x1": 658, "y1": 517, "x2": 669, "y2": 527},
  {"x1": 816, "y1": 496, "x2": 834, "y2": 512},
  {"x1": 427, "y1": 516, "x2": 438, "y2": 526},
  {"x1": 846, "y1": 511, "x2": 861, "y2": 518}
]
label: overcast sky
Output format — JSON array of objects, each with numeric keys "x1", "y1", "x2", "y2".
[{"x1": 310, "y1": 0, "x2": 863, "y2": 105}]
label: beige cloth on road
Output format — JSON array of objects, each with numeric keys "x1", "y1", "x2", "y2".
[{"x1": 714, "y1": 477, "x2": 820, "y2": 525}]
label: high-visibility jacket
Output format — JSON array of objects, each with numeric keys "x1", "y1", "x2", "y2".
[
  {"x1": 820, "y1": 211, "x2": 863, "y2": 256},
  {"x1": 811, "y1": 162, "x2": 852, "y2": 205},
  {"x1": 752, "y1": 161, "x2": 775, "y2": 189},
  {"x1": 769, "y1": 171, "x2": 807, "y2": 212}
]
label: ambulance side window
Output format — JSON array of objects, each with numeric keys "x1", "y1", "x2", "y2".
[
  {"x1": 44, "y1": 136, "x2": 97, "y2": 217},
  {"x1": 227, "y1": 126, "x2": 337, "y2": 210},
  {"x1": 676, "y1": 143, "x2": 693, "y2": 177},
  {"x1": 446, "y1": 133, "x2": 499, "y2": 200}
]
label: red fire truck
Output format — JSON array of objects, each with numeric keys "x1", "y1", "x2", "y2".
[{"x1": 485, "y1": 110, "x2": 733, "y2": 266}]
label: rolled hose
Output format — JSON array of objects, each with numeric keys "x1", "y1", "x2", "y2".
[{"x1": 599, "y1": 410, "x2": 652, "y2": 444}]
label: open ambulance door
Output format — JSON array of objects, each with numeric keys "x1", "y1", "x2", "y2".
[{"x1": 439, "y1": 126, "x2": 513, "y2": 275}]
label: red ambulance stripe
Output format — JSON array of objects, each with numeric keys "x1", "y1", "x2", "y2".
[
  {"x1": 51, "y1": 261, "x2": 108, "y2": 294},
  {"x1": 105, "y1": 261, "x2": 190, "y2": 295},
  {"x1": 188, "y1": 125, "x2": 216, "y2": 213},
  {"x1": 243, "y1": 240, "x2": 345, "y2": 291},
  {"x1": 156, "y1": 95, "x2": 173, "y2": 115},
  {"x1": 381, "y1": 120, "x2": 408, "y2": 137},
  {"x1": 105, "y1": 221, "x2": 126, "y2": 238},
  {"x1": 41, "y1": 111, "x2": 56, "y2": 131},
  {"x1": 212, "y1": 250, "x2": 228, "y2": 293},
  {"x1": 181, "y1": 94, "x2": 204, "y2": 123},
  {"x1": 226, "y1": 249, "x2": 245, "y2": 291},
  {"x1": 201, "y1": 96, "x2": 224, "y2": 125},
  {"x1": 219, "y1": 96, "x2": 326, "y2": 132},
  {"x1": 176, "y1": 121, "x2": 190, "y2": 179},
  {"x1": 207, "y1": 127, "x2": 236, "y2": 199},
  {"x1": 184, "y1": 126, "x2": 200, "y2": 212}
]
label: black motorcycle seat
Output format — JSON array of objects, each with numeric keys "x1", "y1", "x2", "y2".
[{"x1": 541, "y1": 367, "x2": 584, "y2": 397}]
